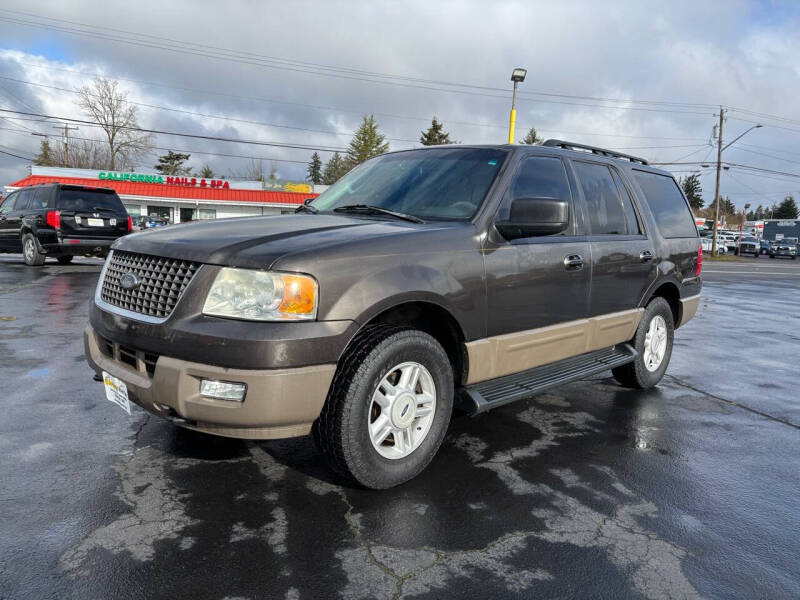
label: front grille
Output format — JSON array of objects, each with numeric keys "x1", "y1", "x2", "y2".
[
  {"x1": 101, "y1": 250, "x2": 200, "y2": 318},
  {"x1": 97, "y1": 333, "x2": 160, "y2": 377}
]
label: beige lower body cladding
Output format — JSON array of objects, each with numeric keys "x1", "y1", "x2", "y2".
[
  {"x1": 465, "y1": 308, "x2": 644, "y2": 384},
  {"x1": 85, "y1": 325, "x2": 336, "y2": 439}
]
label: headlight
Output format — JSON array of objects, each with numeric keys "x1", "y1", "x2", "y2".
[{"x1": 203, "y1": 268, "x2": 318, "y2": 321}]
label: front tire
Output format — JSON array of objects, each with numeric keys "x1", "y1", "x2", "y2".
[
  {"x1": 22, "y1": 234, "x2": 45, "y2": 266},
  {"x1": 315, "y1": 326, "x2": 454, "y2": 489},
  {"x1": 612, "y1": 297, "x2": 674, "y2": 389}
]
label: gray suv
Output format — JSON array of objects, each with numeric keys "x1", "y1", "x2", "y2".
[{"x1": 85, "y1": 140, "x2": 702, "y2": 488}]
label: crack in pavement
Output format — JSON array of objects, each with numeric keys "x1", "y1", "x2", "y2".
[{"x1": 666, "y1": 374, "x2": 800, "y2": 430}]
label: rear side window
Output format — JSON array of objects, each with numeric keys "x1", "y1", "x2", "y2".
[
  {"x1": 0, "y1": 192, "x2": 18, "y2": 214},
  {"x1": 511, "y1": 156, "x2": 572, "y2": 201},
  {"x1": 572, "y1": 161, "x2": 626, "y2": 235},
  {"x1": 610, "y1": 170, "x2": 641, "y2": 235},
  {"x1": 15, "y1": 189, "x2": 43, "y2": 211},
  {"x1": 633, "y1": 171, "x2": 697, "y2": 238},
  {"x1": 57, "y1": 189, "x2": 125, "y2": 213}
]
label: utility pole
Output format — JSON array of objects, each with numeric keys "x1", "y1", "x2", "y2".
[
  {"x1": 53, "y1": 123, "x2": 78, "y2": 167},
  {"x1": 711, "y1": 108, "x2": 725, "y2": 256}
]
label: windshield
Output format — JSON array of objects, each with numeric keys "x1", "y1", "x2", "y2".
[
  {"x1": 57, "y1": 189, "x2": 125, "y2": 213},
  {"x1": 311, "y1": 147, "x2": 508, "y2": 221}
]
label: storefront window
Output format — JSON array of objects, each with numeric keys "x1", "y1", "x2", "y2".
[
  {"x1": 197, "y1": 208, "x2": 216, "y2": 220},
  {"x1": 147, "y1": 206, "x2": 173, "y2": 222},
  {"x1": 124, "y1": 204, "x2": 141, "y2": 217}
]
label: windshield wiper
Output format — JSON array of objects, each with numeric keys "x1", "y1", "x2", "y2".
[
  {"x1": 295, "y1": 203, "x2": 318, "y2": 214},
  {"x1": 333, "y1": 204, "x2": 424, "y2": 224}
]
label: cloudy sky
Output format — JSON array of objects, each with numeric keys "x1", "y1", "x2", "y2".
[{"x1": 1, "y1": 0, "x2": 799, "y2": 210}]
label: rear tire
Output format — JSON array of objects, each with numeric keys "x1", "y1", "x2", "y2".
[
  {"x1": 56, "y1": 255, "x2": 74, "y2": 265},
  {"x1": 314, "y1": 325, "x2": 454, "y2": 489},
  {"x1": 22, "y1": 234, "x2": 45, "y2": 266},
  {"x1": 612, "y1": 297, "x2": 674, "y2": 389}
]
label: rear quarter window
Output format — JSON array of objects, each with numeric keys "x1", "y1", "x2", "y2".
[
  {"x1": 632, "y1": 170, "x2": 697, "y2": 238},
  {"x1": 56, "y1": 189, "x2": 126, "y2": 213}
]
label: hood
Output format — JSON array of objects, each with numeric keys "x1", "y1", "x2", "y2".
[{"x1": 112, "y1": 213, "x2": 432, "y2": 269}]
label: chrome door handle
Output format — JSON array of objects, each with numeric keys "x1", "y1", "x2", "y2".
[
  {"x1": 639, "y1": 250, "x2": 654, "y2": 262},
  {"x1": 564, "y1": 254, "x2": 584, "y2": 270}
]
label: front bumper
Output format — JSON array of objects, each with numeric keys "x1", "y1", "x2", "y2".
[{"x1": 85, "y1": 324, "x2": 336, "y2": 439}]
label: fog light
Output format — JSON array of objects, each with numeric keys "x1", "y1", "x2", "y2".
[{"x1": 200, "y1": 379, "x2": 246, "y2": 401}]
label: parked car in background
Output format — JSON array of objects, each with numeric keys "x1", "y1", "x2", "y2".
[
  {"x1": 85, "y1": 140, "x2": 702, "y2": 489},
  {"x1": 700, "y1": 237, "x2": 727, "y2": 254},
  {"x1": 760, "y1": 239, "x2": 771, "y2": 254},
  {"x1": 738, "y1": 237, "x2": 760, "y2": 257},
  {"x1": 0, "y1": 183, "x2": 131, "y2": 266},
  {"x1": 135, "y1": 215, "x2": 169, "y2": 230},
  {"x1": 769, "y1": 238, "x2": 798, "y2": 259}
]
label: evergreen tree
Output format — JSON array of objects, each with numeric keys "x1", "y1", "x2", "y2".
[
  {"x1": 322, "y1": 152, "x2": 349, "y2": 185},
  {"x1": 720, "y1": 196, "x2": 736, "y2": 216},
  {"x1": 774, "y1": 195, "x2": 799, "y2": 219},
  {"x1": 420, "y1": 116, "x2": 452, "y2": 145},
  {"x1": 307, "y1": 152, "x2": 323, "y2": 184},
  {"x1": 33, "y1": 139, "x2": 58, "y2": 166},
  {"x1": 519, "y1": 127, "x2": 542, "y2": 145},
  {"x1": 155, "y1": 150, "x2": 192, "y2": 175},
  {"x1": 200, "y1": 164, "x2": 214, "y2": 178},
  {"x1": 346, "y1": 115, "x2": 389, "y2": 168},
  {"x1": 680, "y1": 174, "x2": 703, "y2": 211}
]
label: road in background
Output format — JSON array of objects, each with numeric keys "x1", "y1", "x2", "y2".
[{"x1": 1, "y1": 255, "x2": 798, "y2": 599}]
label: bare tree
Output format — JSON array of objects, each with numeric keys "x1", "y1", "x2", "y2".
[
  {"x1": 76, "y1": 77, "x2": 153, "y2": 170},
  {"x1": 48, "y1": 138, "x2": 111, "y2": 169},
  {"x1": 229, "y1": 159, "x2": 265, "y2": 181}
]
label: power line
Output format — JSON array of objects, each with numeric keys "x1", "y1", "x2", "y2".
[
  {"x1": 0, "y1": 143, "x2": 34, "y2": 160},
  {"x1": 8, "y1": 60, "x2": 725, "y2": 140},
  {"x1": 0, "y1": 107, "x2": 350, "y2": 152},
  {"x1": 0, "y1": 12, "x2": 715, "y2": 117},
  {"x1": 0, "y1": 124, "x2": 312, "y2": 166},
  {"x1": 0, "y1": 75, "x2": 421, "y2": 143}
]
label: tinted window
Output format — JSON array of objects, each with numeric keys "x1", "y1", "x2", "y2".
[
  {"x1": 633, "y1": 170, "x2": 697, "y2": 238},
  {"x1": 573, "y1": 161, "x2": 626, "y2": 235},
  {"x1": 15, "y1": 189, "x2": 36, "y2": 211},
  {"x1": 56, "y1": 189, "x2": 125, "y2": 213},
  {"x1": 610, "y1": 170, "x2": 641, "y2": 235},
  {"x1": 0, "y1": 193, "x2": 17, "y2": 214},
  {"x1": 312, "y1": 148, "x2": 508, "y2": 220},
  {"x1": 511, "y1": 156, "x2": 572, "y2": 201}
]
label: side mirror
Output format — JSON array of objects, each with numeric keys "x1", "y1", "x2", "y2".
[{"x1": 495, "y1": 197, "x2": 569, "y2": 240}]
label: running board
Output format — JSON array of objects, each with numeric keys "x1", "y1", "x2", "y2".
[{"x1": 458, "y1": 344, "x2": 636, "y2": 414}]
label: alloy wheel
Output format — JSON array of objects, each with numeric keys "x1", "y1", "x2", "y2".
[{"x1": 368, "y1": 361, "x2": 436, "y2": 459}]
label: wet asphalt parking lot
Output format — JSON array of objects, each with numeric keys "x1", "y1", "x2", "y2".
[{"x1": 1, "y1": 255, "x2": 799, "y2": 599}]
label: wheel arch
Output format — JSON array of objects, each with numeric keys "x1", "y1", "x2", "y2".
[
  {"x1": 347, "y1": 299, "x2": 468, "y2": 386},
  {"x1": 643, "y1": 280, "x2": 681, "y2": 326}
]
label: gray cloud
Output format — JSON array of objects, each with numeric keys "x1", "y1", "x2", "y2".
[{"x1": 1, "y1": 0, "x2": 799, "y2": 208}]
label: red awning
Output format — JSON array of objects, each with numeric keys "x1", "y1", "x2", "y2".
[{"x1": 7, "y1": 175, "x2": 314, "y2": 205}]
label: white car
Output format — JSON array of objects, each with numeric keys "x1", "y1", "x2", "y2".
[{"x1": 701, "y1": 237, "x2": 727, "y2": 254}]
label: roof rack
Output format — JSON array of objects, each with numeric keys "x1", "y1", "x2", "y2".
[{"x1": 542, "y1": 139, "x2": 648, "y2": 165}]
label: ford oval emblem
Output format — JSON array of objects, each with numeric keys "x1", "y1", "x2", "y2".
[{"x1": 119, "y1": 272, "x2": 141, "y2": 290}]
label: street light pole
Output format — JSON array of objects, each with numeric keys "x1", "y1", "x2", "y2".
[
  {"x1": 711, "y1": 108, "x2": 725, "y2": 257},
  {"x1": 711, "y1": 112, "x2": 762, "y2": 256},
  {"x1": 508, "y1": 68, "x2": 527, "y2": 144},
  {"x1": 737, "y1": 203, "x2": 750, "y2": 256}
]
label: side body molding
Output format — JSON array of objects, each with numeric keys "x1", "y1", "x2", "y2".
[{"x1": 464, "y1": 308, "x2": 644, "y2": 384}]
